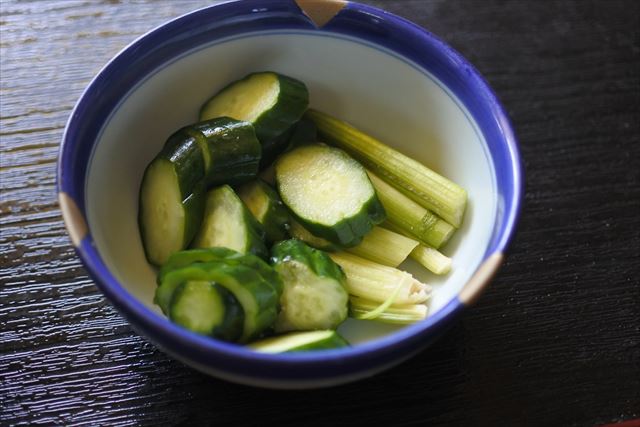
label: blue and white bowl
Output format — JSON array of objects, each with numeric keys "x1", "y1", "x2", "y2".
[{"x1": 58, "y1": 0, "x2": 523, "y2": 388}]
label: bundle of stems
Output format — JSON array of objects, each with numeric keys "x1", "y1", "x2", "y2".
[
  {"x1": 329, "y1": 252, "x2": 431, "y2": 305},
  {"x1": 367, "y1": 171, "x2": 454, "y2": 249},
  {"x1": 349, "y1": 296, "x2": 428, "y2": 324},
  {"x1": 346, "y1": 226, "x2": 418, "y2": 267},
  {"x1": 382, "y1": 222, "x2": 452, "y2": 275}
]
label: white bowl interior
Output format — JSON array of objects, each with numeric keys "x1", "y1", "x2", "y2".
[{"x1": 87, "y1": 32, "x2": 496, "y2": 345}]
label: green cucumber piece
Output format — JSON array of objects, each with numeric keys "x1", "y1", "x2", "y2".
[
  {"x1": 157, "y1": 262, "x2": 278, "y2": 342},
  {"x1": 286, "y1": 118, "x2": 317, "y2": 149},
  {"x1": 249, "y1": 330, "x2": 349, "y2": 353},
  {"x1": 238, "y1": 180, "x2": 290, "y2": 243},
  {"x1": 288, "y1": 219, "x2": 339, "y2": 251},
  {"x1": 260, "y1": 118, "x2": 318, "y2": 170},
  {"x1": 185, "y1": 117, "x2": 261, "y2": 186},
  {"x1": 258, "y1": 118, "x2": 318, "y2": 170},
  {"x1": 261, "y1": 126, "x2": 294, "y2": 169},
  {"x1": 169, "y1": 281, "x2": 244, "y2": 341},
  {"x1": 158, "y1": 130, "x2": 206, "y2": 196},
  {"x1": 140, "y1": 118, "x2": 261, "y2": 266},
  {"x1": 158, "y1": 247, "x2": 283, "y2": 296},
  {"x1": 271, "y1": 239, "x2": 348, "y2": 332},
  {"x1": 199, "y1": 72, "x2": 309, "y2": 144},
  {"x1": 275, "y1": 144, "x2": 386, "y2": 247},
  {"x1": 191, "y1": 185, "x2": 268, "y2": 259},
  {"x1": 139, "y1": 150, "x2": 205, "y2": 266}
]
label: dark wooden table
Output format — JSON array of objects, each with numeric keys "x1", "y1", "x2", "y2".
[{"x1": 1, "y1": 1, "x2": 638, "y2": 425}]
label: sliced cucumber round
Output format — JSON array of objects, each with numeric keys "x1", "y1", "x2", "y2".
[
  {"x1": 169, "y1": 281, "x2": 244, "y2": 342},
  {"x1": 199, "y1": 72, "x2": 309, "y2": 144},
  {"x1": 288, "y1": 219, "x2": 339, "y2": 251},
  {"x1": 191, "y1": 185, "x2": 268, "y2": 259},
  {"x1": 286, "y1": 117, "x2": 317, "y2": 150},
  {"x1": 276, "y1": 144, "x2": 386, "y2": 247},
  {"x1": 157, "y1": 262, "x2": 278, "y2": 342},
  {"x1": 139, "y1": 157, "x2": 205, "y2": 266},
  {"x1": 271, "y1": 239, "x2": 348, "y2": 332},
  {"x1": 185, "y1": 117, "x2": 262, "y2": 186},
  {"x1": 159, "y1": 131, "x2": 206, "y2": 195},
  {"x1": 259, "y1": 117, "x2": 318, "y2": 169},
  {"x1": 260, "y1": 126, "x2": 294, "y2": 170},
  {"x1": 158, "y1": 247, "x2": 283, "y2": 296},
  {"x1": 248, "y1": 330, "x2": 349, "y2": 353},
  {"x1": 238, "y1": 180, "x2": 290, "y2": 243}
]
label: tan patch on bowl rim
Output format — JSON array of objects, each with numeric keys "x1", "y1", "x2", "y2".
[
  {"x1": 295, "y1": 0, "x2": 347, "y2": 28},
  {"x1": 58, "y1": 192, "x2": 88, "y2": 247},
  {"x1": 458, "y1": 252, "x2": 504, "y2": 306}
]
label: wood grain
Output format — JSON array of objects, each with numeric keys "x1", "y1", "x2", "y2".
[{"x1": 1, "y1": 0, "x2": 639, "y2": 425}]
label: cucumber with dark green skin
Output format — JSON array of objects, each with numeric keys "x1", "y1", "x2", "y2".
[
  {"x1": 275, "y1": 144, "x2": 386, "y2": 247},
  {"x1": 260, "y1": 118, "x2": 317, "y2": 169},
  {"x1": 249, "y1": 330, "x2": 349, "y2": 353},
  {"x1": 288, "y1": 219, "x2": 339, "y2": 251},
  {"x1": 156, "y1": 261, "x2": 278, "y2": 342},
  {"x1": 185, "y1": 117, "x2": 262, "y2": 186},
  {"x1": 169, "y1": 281, "x2": 244, "y2": 342},
  {"x1": 139, "y1": 118, "x2": 261, "y2": 265},
  {"x1": 286, "y1": 117, "x2": 317, "y2": 150},
  {"x1": 161, "y1": 130, "x2": 207, "y2": 194},
  {"x1": 191, "y1": 185, "x2": 268, "y2": 259},
  {"x1": 158, "y1": 247, "x2": 283, "y2": 296},
  {"x1": 139, "y1": 135, "x2": 206, "y2": 265},
  {"x1": 199, "y1": 72, "x2": 309, "y2": 144},
  {"x1": 271, "y1": 239, "x2": 348, "y2": 332},
  {"x1": 260, "y1": 126, "x2": 293, "y2": 170},
  {"x1": 271, "y1": 239, "x2": 345, "y2": 292},
  {"x1": 238, "y1": 180, "x2": 290, "y2": 243},
  {"x1": 177, "y1": 127, "x2": 212, "y2": 173}
]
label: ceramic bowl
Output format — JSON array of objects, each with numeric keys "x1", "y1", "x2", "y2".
[{"x1": 58, "y1": 0, "x2": 522, "y2": 388}]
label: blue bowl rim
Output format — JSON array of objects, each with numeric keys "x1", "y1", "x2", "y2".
[{"x1": 57, "y1": 0, "x2": 523, "y2": 379}]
